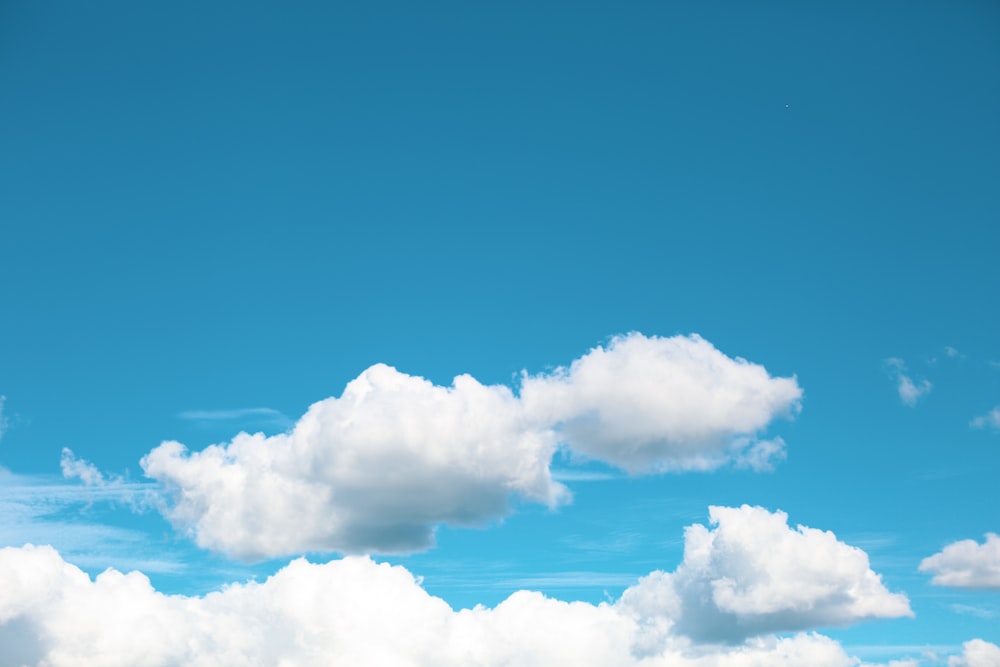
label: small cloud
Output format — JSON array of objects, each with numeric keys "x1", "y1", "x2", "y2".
[
  {"x1": 884, "y1": 358, "x2": 932, "y2": 406},
  {"x1": 919, "y1": 533, "x2": 1000, "y2": 589},
  {"x1": 945, "y1": 346, "x2": 963, "y2": 359},
  {"x1": 60, "y1": 448, "x2": 108, "y2": 487},
  {"x1": 970, "y1": 407, "x2": 1000, "y2": 431}
]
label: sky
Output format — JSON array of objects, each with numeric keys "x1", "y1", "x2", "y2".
[{"x1": 1, "y1": 1, "x2": 999, "y2": 665}]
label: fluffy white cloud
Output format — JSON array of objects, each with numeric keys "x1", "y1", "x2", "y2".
[
  {"x1": 522, "y1": 334, "x2": 802, "y2": 473},
  {"x1": 142, "y1": 364, "x2": 567, "y2": 560},
  {"x1": 970, "y1": 407, "x2": 1000, "y2": 431},
  {"x1": 919, "y1": 534, "x2": 1000, "y2": 589},
  {"x1": 948, "y1": 640, "x2": 1000, "y2": 667},
  {"x1": 141, "y1": 333, "x2": 802, "y2": 559},
  {"x1": 619, "y1": 506, "x2": 912, "y2": 643},
  {"x1": 884, "y1": 359, "x2": 931, "y2": 406},
  {"x1": 0, "y1": 536, "x2": 906, "y2": 667}
]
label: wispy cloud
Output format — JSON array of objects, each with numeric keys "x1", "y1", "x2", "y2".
[
  {"x1": 496, "y1": 571, "x2": 641, "y2": 589},
  {"x1": 885, "y1": 358, "x2": 932, "y2": 406},
  {"x1": 944, "y1": 346, "x2": 963, "y2": 359},
  {"x1": 178, "y1": 407, "x2": 293, "y2": 429},
  {"x1": 0, "y1": 395, "x2": 8, "y2": 442},
  {"x1": 950, "y1": 603, "x2": 999, "y2": 619},
  {"x1": 550, "y1": 468, "x2": 620, "y2": 482},
  {"x1": 0, "y1": 466, "x2": 176, "y2": 575}
]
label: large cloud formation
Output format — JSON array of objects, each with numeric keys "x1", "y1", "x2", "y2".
[
  {"x1": 919, "y1": 534, "x2": 1000, "y2": 589},
  {"x1": 141, "y1": 333, "x2": 802, "y2": 559},
  {"x1": 0, "y1": 507, "x2": 913, "y2": 667}
]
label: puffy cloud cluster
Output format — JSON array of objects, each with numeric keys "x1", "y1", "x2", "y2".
[
  {"x1": 142, "y1": 333, "x2": 802, "y2": 559},
  {"x1": 521, "y1": 334, "x2": 802, "y2": 473},
  {"x1": 618, "y1": 505, "x2": 912, "y2": 644},
  {"x1": 143, "y1": 363, "x2": 565, "y2": 559},
  {"x1": 0, "y1": 506, "x2": 913, "y2": 667},
  {"x1": 919, "y1": 534, "x2": 1000, "y2": 589},
  {"x1": 948, "y1": 640, "x2": 1000, "y2": 667}
]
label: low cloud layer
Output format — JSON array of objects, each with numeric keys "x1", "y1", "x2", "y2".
[
  {"x1": 0, "y1": 506, "x2": 914, "y2": 667},
  {"x1": 141, "y1": 333, "x2": 802, "y2": 559},
  {"x1": 920, "y1": 534, "x2": 1000, "y2": 589}
]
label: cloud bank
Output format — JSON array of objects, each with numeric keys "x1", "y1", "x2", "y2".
[
  {"x1": 0, "y1": 506, "x2": 912, "y2": 667},
  {"x1": 141, "y1": 333, "x2": 802, "y2": 559},
  {"x1": 920, "y1": 534, "x2": 1000, "y2": 589}
]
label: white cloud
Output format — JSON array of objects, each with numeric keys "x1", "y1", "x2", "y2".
[
  {"x1": 60, "y1": 448, "x2": 108, "y2": 487},
  {"x1": 141, "y1": 333, "x2": 802, "y2": 559},
  {"x1": 948, "y1": 640, "x2": 1000, "y2": 667},
  {"x1": 885, "y1": 359, "x2": 932, "y2": 406},
  {"x1": 619, "y1": 506, "x2": 912, "y2": 644},
  {"x1": 522, "y1": 333, "x2": 802, "y2": 473},
  {"x1": 919, "y1": 534, "x2": 1000, "y2": 589},
  {"x1": 970, "y1": 407, "x2": 1000, "y2": 431},
  {"x1": 143, "y1": 363, "x2": 569, "y2": 560},
  {"x1": 0, "y1": 534, "x2": 907, "y2": 667}
]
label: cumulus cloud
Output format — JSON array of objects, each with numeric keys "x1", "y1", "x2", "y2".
[
  {"x1": 141, "y1": 333, "x2": 802, "y2": 559},
  {"x1": 884, "y1": 358, "x2": 931, "y2": 406},
  {"x1": 0, "y1": 532, "x2": 908, "y2": 667},
  {"x1": 522, "y1": 334, "x2": 802, "y2": 473},
  {"x1": 948, "y1": 640, "x2": 1000, "y2": 667},
  {"x1": 143, "y1": 364, "x2": 567, "y2": 559},
  {"x1": 619, "y1": 506, "x2": 912, "y2": 644},
  {"x1": 919, "y1": 534, "x2": 1000, "y2": 589},
  {"x1": 970, "y1": 407, "x2": 1000, "y2": 432}
]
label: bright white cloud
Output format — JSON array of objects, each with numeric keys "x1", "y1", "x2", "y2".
[
  {"x1": 141, "y1": 333, "x2": 802, "y2": 559},
  {"x1": 619, "y1": 505, "x2": 912, "y2": 644},
  {"x1": 143, "y1": 363, "x2": 567, "y2": 560},
  {"x1": 521, "y1": 333, "x2": 802, "y2": 473},
  {"x1": 919, "y1": 534, "x2": 1000, "y2": 589},
  {"x1": 884, "y1": 358, "x2": 931, "y2": 406},
  {"x1": 0, "y1": 534, "x2": 907, "y2": 667},
  {"x1": 970, "y1": 407, "x2": 1000, "y2": 431},
  {"x1": 948, "y1": 640, "x2": 1000, "y2": 667}
]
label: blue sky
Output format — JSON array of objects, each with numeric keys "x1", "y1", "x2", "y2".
[{"x1": 1, "y1": 2, "x2": 998, "y2": 665}]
